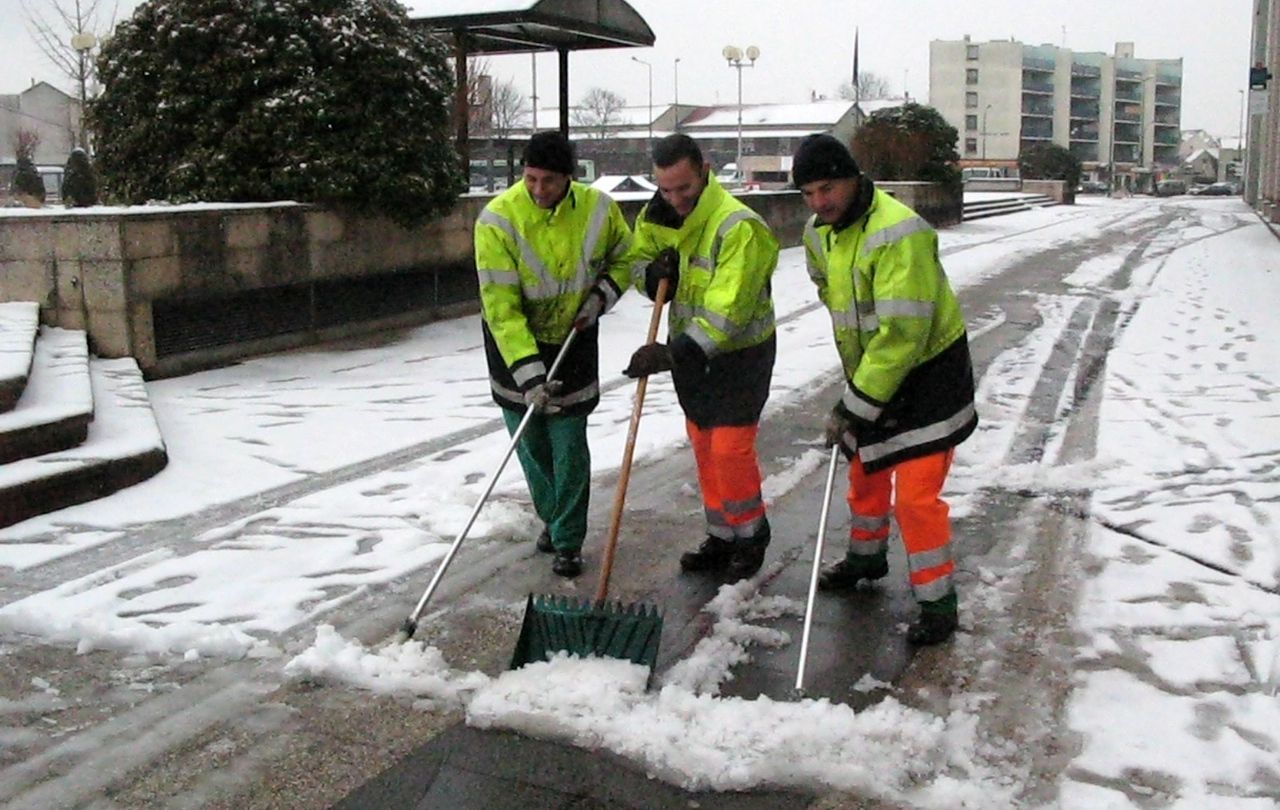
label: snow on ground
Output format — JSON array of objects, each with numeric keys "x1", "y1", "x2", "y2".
[{"x1": 3, "y1": 197, "x2": 1278, "y2": 803}]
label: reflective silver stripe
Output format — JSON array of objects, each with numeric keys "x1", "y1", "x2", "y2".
[
  {"x1": 711, "y1": 209, "x2": 762, "y2": 266},
  {"x1": 491, "y1": 379, "x2": 599, "y2": 407},
  {"x1": 698, "y1": 308, "x2": 771, "y2": 341},
  {"x1": 860, "y1": 216, "x2": 932, "y2": 260},
  {"x1": 913, "y1": 575, "x2": 954, "y2": 603},
  {"x1": 690, "y1": 256, "x2": 713, "y2": 270},
  {"x1": 705, "y1": 507, "x2": 734, "y2": 539},
  {"x1": 851, "y1": 514, "x2": 890, "y2": 533},
  {"x1": 598, "y1": 282, "x2": 620, "y2": 311},
  {"x1": 630, "y1": 259, "x2": 650, "y2": 289},
  {"x1": 847, "y1": 538, "x2": 888, "y2": 555},
  {"x1": 860, "y1": 314, "x2": 881, "y2": 332},
  {"x1": 876, "y1": 299, "x2": 935, "y2": 319},
  {"x1": 605, "y1": 232, "x2": 632, "y2": 264},
  {"x1": 577, "y1": 196, "x2": 613, "y2": 289},
  {"x1": 669, "y1": 301, "x2": 696, "y2": 324},
  {"x1": 841, "y1": 387, "x2": 882, "y2": 423},
  {"x1": 478, "y1": 209, "x2": 561, "y2": 299},
  {"x1": 732, "y1": 514, "x2": 767, "y2": 539},
  {"x1": 908, "y1": 546, "x2": 953, "y2": 574},
  {"x1": 722, "y1": 494, "x2": 764, "y2": 518},
  {"x1": 830, "y1": 309, "x2": 858, "y2": 329},
  {"x1": 859, "y1": 403, "x2": 978, "y2": 466},
  {"x1": 685, "y1": 321, "x2": 720, "y2": 357},
  {"x1": 512, "y1": 360, "x2": 547, "y2": 388},
  {"x1": 477, "y1": 268, "x2": 521, "y2": 286}
]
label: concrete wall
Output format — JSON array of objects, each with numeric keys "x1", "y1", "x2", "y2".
[{"x1": 0, "y1": 181, "x2": 959, "y2": 377}]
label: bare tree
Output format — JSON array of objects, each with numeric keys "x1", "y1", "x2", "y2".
[
  {"x1": 839, "y1": 70, "x2": 894, "y2": 102},
  {"x1": 21, "y1": 0, "x2": 118, "y2": 92},
  {"x1": 572, "y1": 88, "x2": 625, "y2": 139},
  {"x1": 21, "y1": 0, "x2": 118, "y2": 148},
  {"x1": 13, "y1": 129, "x2": 42, "y2": 162},
  {"x1": 482, "y1": 77, "x2": 527, "y2": 191}
]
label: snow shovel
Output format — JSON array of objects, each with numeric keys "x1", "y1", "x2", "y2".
[
  {"x1": 394, "y1": 329, "x2": 580, "y2": 644},
  {"x1": 794, "y1": 445, "x2": 841, "y2": 694},
  {"x1": 509, "y1": 279, "x2": 670, "y2": 676}
]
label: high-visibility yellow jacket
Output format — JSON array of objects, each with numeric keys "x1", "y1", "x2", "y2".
[
  {"x1": 629, "y1": 175, "x2": 778, "y2": 427},
  {"x1": 803, "y1": 181, "x2": 977, "y2": 471},
  {"x1": 475, "y1": 181, "x2": 632, "y2": 414}
]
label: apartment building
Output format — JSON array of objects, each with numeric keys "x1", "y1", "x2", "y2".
[{"x1": 930, "y1": 37, "x2": 1183, "y2": 192}]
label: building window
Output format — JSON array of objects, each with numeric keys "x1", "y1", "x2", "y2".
[
  {"x1": 965, "y1": 138, "x2": 979, "y2": 155},
  {"x1": 965, "y1": 114, "x2": 978, "y2": 131},
  {"x1": 967, "y1": 44, "x2": 980, "y2": 61},
  {"x1": 966, "y1": 92, "x2": 978, "y2": 109},
  {"x1": 966, "y1": 68, "x2": 979, "y2": 85}
]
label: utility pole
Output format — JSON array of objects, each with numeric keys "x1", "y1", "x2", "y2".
[
  {"x1": 673, "y1": 57, "x2": 681, "y2": 132},
  {"x1": 631, "y1": 56, "x2": 653, "y2": 150}
]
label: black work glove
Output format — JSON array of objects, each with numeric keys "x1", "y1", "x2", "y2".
[
  {"x1": 623, "y1": 343, "x2": 674, "y2": 378},
  {"x1": 643, "y1": 247, "x2": 680, "y2": 302},
  {"x1": 824, "y1": 404, "x2": 858, "y2": 458}
]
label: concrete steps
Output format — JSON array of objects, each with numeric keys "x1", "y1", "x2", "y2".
[
  {"x1": 0, "y1": 304, "x2": 168, "y2": 529},
  {"x1": 962, "y1": 194, "x2": 1058, "y2": 221}
]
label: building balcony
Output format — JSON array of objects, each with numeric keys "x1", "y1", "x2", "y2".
[
  {"x1": 1070, "y1": 100, "x2": 1101, "y2": 119},
  {"x1": 1070, "y1": 142, "x2": 1100, "y2": 162},
  {"x1": 1071, "y1": 64, "x2": 1102, "y2": 78},
  {"x1": 1021, "y1": 77, "x2": 1055, "y2": 94},
  {"x1": 1022, "y1": 57, "x2": 1056, "y2": 72}
]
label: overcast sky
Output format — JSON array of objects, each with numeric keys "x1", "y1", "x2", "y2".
[{"x1": 3, "y1": 0, "x2": 1256, "y2": 139}]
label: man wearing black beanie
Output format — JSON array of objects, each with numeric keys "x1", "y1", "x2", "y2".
[
  {"x1": 792, "y1": 133, "x2": 978, "y2": 645},
  {"x1": 474, "y1": 131, "x2": 634, "y2": 578}
]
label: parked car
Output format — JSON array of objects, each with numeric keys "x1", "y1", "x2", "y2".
[
  {"x1": 1194, "y1": 182, "x2": 1238, "y2": 196},
  {"x1": 1155, "y1": 179, "x2": 1187, "y2": 197},
  {"x1": 1077, "y1": 180, "x2": 1108, "y2": 194}
]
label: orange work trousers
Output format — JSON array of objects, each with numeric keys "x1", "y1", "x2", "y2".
[
  {"x1": 687, "y1": 421, "x2": 768, "y2": 541},
  {"x1": 847, "y1": 448, "x2": 956, "y2": 603}
]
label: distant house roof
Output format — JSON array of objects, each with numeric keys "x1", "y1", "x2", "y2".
[
  {"x1": 591, "y1": 174, "x2": 656, "y2": 193},
  {"x1": 1184, "y1": 148, "x2": 1217, "y2": 165},
  {"x1": 681, "y1": 100, "x2": 856, "y2": 129}
]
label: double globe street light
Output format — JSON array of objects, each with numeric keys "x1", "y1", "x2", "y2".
[{"x1": 722, "y1": 45, "x2": 760, "y2": 182}]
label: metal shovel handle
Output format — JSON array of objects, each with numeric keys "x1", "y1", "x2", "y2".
[
  {"x1": 403, "y1": 330, "x2": 580, "y2": 630},
  {"x1": 795, "y1": 445, "x2": 841, "y2": 693}
]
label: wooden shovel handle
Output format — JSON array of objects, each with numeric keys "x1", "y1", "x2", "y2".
[{"x1": 595, "y1": 278, "x2": 670, "y2": 604}]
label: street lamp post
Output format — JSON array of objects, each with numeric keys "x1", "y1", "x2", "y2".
[
  {"x1": 722, "y1": 45, "x2": 760, "y2": 181},
  {"x1": 631, "y1": 56, "x2": 653, "y2": 150},
  {"x1": 70, "y1": 30, "x2": 96, "y2": 150},
  {"x1": 981, "y1": 103, "x2": 992, "y2": 161},
  {"x1": 673, "y1": 57, "x2": 682, "y2": 132},
  {"x1": 1237, "y1": 88, "x2": 1246, "y2": 182}
]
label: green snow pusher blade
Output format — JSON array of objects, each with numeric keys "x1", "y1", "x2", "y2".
[{"x1": 510, "y1": 594, "x2": 663, "y2": 675}]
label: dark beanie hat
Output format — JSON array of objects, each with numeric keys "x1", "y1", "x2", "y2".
[
  {"x1": 791, "y1": 133, "x2": 860, "y2": 187},
  {"x1": 522, "y1": 131, "x2": 576, "y2": 176}
]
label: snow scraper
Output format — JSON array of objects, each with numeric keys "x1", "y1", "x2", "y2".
[
  {"x1": 394, "y1": 330, "x2": 580, "y2": 644},
  {"x1": 509, "y1": 280, "x2": 670, "y2": 676}
]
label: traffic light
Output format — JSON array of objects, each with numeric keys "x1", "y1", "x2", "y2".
[{"x1": 1249, "y1": 65, "x2": 1272, "y2": 90}]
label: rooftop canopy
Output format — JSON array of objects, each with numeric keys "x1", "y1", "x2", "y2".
[
  {"x1": 408, "y1": 0, "x2": 655, "y2": 163},
  {"x1": 410, "y1": 0, "x2": 655, "y2": 54}
]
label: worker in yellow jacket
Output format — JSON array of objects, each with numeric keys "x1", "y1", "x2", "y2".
[
  {"x1": 792, "y1": 134, "x2": 978, "y2": 645},
  {"x1": 623, "y1": 134, "x2": 779, "y2": 582},
  {"x1": 474, "y1": 131, "x2": 633, "y2": 578}
]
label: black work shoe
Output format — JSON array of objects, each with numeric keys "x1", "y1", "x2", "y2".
[
  {"x1": 817, "y1": 552, "x2": 889, "y2": 591},
  {"x1": 725, "y1": 541, "x2": 768, "y2": 581},
  {"x1": 551, "y1": 551, "x2": 583, "y2": 578},
  {"x1": 535, "y1": 528, "x2": 554, "y2": 553},
  {"x1": 679, "y1": 536, "x2": 733, "y2": 572},
  {"x1": 907, "y1": 610, "x2": 958, "y2": 645}
]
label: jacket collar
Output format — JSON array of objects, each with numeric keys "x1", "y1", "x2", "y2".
[
  {"x1": 830, "y1": 175, "x2": 875, "y2": 232},
  {"x1": 644, "y1": 172, "x2": 727, "y2": 231}
]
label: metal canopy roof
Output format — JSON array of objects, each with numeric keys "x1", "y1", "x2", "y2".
[
  {"x1": 409, "y1": 0, "x2": 655, "y2": 166},
  {"x1": 412, "y1": 0, "x2": 655, "y2": 55}
]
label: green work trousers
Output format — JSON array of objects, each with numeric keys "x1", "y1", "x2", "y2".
[{"x1": 502, "y1": 409, "x2": 590, "y2": 553}]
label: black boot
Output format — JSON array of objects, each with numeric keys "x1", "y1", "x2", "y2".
[
  {"x1": 907, "y1": 595, "x2": 958, "y2": 645},
  {"x1": 551, "y1": 550, "x2": 583, "y2": 578},
  {"x1": 680, "y1": 535, "x2": 733, "y2": 572},
  {"x1": 535, "y1": 527, "x2": 554, "y2": 553},
  {"x1": 817, "y1": 551, "x2": 889, "y2": 591},
  {"x1": 725, "y1": 524, "x2": 771, "y2": 581}
]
